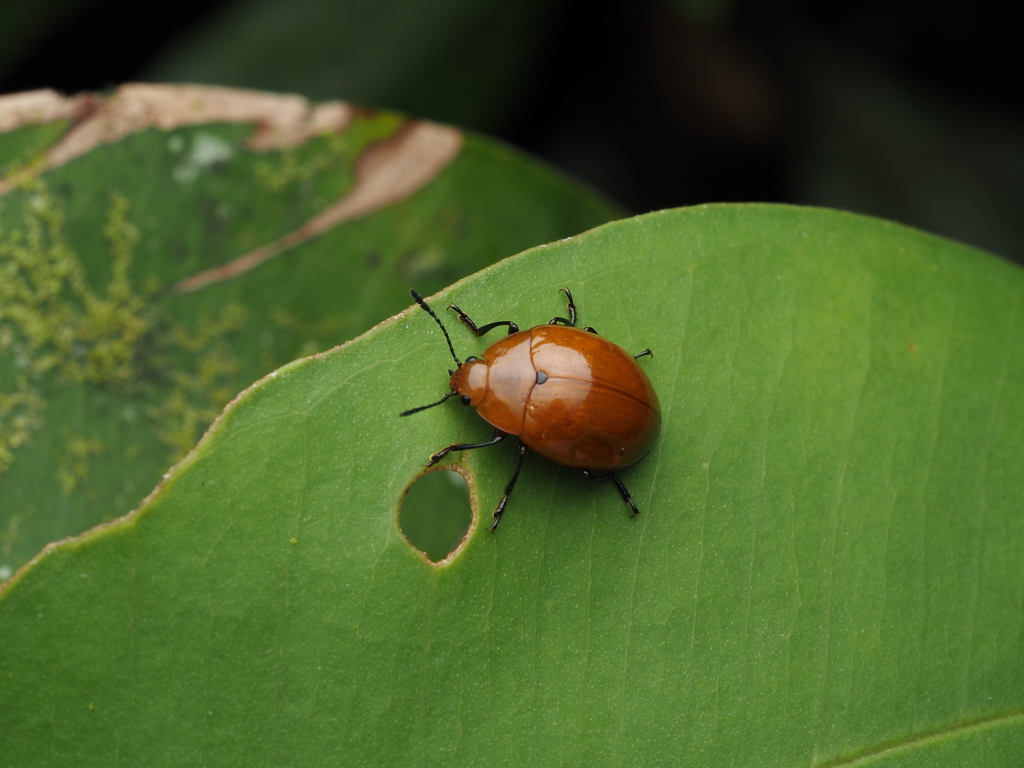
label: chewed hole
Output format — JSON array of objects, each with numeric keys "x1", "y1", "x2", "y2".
[{"x1": 399, "y1": 468, "x2": 472, "y2": 563}]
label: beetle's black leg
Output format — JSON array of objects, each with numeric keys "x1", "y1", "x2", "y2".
[
  {"x1": 584, "y1": 326, "x2": 598, "y2": 334},
  {"x1": 633, "y1": 348, "x2": 652, "y2": 360},
  {"x1": 609, "y1": 472, "x2": 641, "y2": 517},
  {"x1": 549, "y1": 287, "x2": 578, "y2": 327},
  {"x1": 581, "y1": 469, "x2": 641, "y2": 517},
  {"x1": 427, "y1": 429, "x2": 507, "y2": 467},
  {"x1": 448, "y1": 303, "x2": 520, "y2": 337},
  {"x1": 490, "y1": 441, "x2": 528, "y2": 531}
]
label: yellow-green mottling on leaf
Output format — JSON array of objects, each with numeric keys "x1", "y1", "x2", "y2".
[
  {"x1": 1, "y1": 186, "x2": 144, "y2": 469},
  {"x1": 0, "y1": 184, "x2": 248, "y2": 473},
  {"x1": 56, "y1": 431, "x2": 106, "y2": 495}
]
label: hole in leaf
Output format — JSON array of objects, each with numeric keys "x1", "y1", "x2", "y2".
[{"x1": 399, "y1": 468, "x2": 472, "y2": 563}]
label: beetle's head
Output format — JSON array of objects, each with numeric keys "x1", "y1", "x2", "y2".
[{"x1": 449, "y1": 356, "x2": 487, "y2": 407}]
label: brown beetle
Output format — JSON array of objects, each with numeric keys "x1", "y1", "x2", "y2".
[{"x1": 401, "y1": 288, "x2": 660, "y2": 530}]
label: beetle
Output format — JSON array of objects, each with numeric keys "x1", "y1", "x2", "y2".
[{"x1": 400, "y1": 287, "x2": 660, "y2": 530}]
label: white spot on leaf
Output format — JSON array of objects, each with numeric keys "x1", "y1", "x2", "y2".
[{"x1": 172, "y1": 133, "x2": 235, "y2": 184}]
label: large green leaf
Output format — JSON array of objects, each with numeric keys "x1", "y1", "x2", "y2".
[
  {"x1": 0, "y1": 85, "x2": 620, "y2": 577},
  {"x1": 2, "y1": 205, "x2": 1022, "y2": 765}
]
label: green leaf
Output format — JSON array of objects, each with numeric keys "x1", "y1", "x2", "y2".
[
  {"x1": 0, "y1": 85, "x2": 621, "y2": 577},
  {"x1": 0, "y1": 119, "x2": 72, "y2": 171},
  {"x1": 3, "y1": 204, "x2": 1022, "y2": 765}
]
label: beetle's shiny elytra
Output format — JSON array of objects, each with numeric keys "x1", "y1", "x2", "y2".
[
  {"x1": 450, "y1": 324, "x2": 660, "y2": 469},
  {"x1": 400, "y1": 288, "x2": 661, "y2": 531}
]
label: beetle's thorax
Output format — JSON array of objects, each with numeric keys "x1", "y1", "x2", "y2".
[{"x1": 450, "y1": 330, "x2": 535, "y2": 434}]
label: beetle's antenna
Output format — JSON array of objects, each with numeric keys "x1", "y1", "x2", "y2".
[
  {"x1": 399, "y1": 391, "x2": 459, "y2": 417},
  {"x1": 410, "y1": 289, "x2": 462, "y2": 367}
]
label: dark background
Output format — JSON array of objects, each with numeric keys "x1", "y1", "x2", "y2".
[{"x1": 2, "y1": 0, "x2": 1021, "y2": 262}]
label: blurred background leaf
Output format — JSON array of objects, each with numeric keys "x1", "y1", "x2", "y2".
[{"x1": 1, "y1": 0, "x2": 1020, "y2": 261}]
